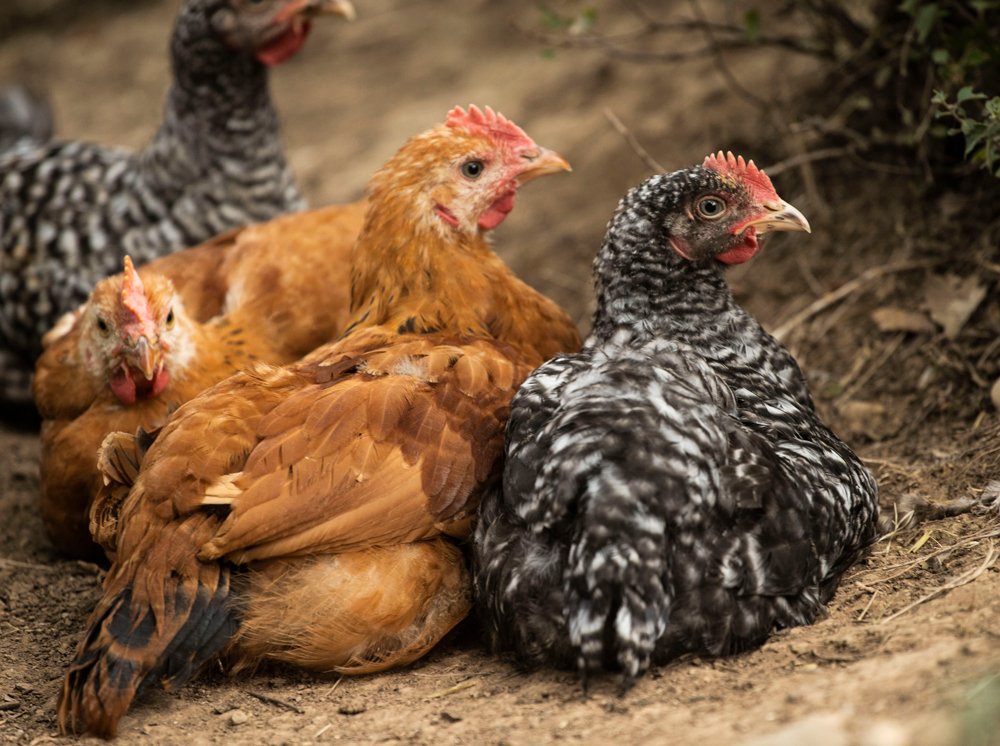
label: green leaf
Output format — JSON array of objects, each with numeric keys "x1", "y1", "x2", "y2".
[
  {"x1": 899, "y1": 0, "x2": 921, "y2": 15},
  {"x1": 957, "y1": 86, "x2": 987, "y2": 103},
  {"x1": 743, "y1": 9, "x2": 761, "y2": 43},
  {"x1": 966, "y1": 48, "x2": 991, "y2": 67},
  {"x1": 931, "y1": 90, "x2": 948, "y2": 104},
  {"x1": 914, "y1": 3, "x2": 939, "y2": 44},
  {"x1": 931, "y1": 48, "x2": 949, "y2": 64},
  {"x1": 964, "y1": 121, "x2": 990, "y2": 155}
]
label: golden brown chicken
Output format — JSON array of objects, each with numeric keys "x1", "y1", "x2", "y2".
[
  {"x1": 58, "y1": 105, "x2": 581, "y2": 738},
  {"x1": 35, "y1": 202, "x2": 366, "y2": 560}
]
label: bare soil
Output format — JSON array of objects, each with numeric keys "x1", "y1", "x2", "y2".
[{"x1": 1, "y1": 1, "x2": 999, "y2": 744}]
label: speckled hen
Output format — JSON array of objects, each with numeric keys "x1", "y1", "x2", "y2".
[
  {"x1": 474, "y1": 153, "x2": 880, "y2": 684},
  {"x1": 0, "y1": 0, "x2": 355, "y2": 405}
]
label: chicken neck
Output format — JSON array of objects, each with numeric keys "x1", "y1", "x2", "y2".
[{"x1": 135, "y1": 3, "x2": 302, "y2": 217}]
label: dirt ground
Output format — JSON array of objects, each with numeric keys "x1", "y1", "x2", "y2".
[{"x1": 2, "y1": 1, "x2": 1000, "y2": 744}]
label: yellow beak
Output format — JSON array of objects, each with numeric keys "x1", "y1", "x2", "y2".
[
  {"x1": 125, "y1": 336, "x2": 160, "y2": 381},
  {"x1": 277, "y1": 0, "x2": 356, "y2": 23},
  {"x1": 305, "y1": 0, "x2": 357, "y2": 20},
  {"x1": 743, "y1": 199, "x2": 811, "y2": 234},
  {"x1": 516, "y1": 147, "x2": 573, "y2": 186}
]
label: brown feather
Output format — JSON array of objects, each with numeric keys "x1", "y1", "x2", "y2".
[{"x1": 58, "y1": 117, "x2": 582, "y2": 737}]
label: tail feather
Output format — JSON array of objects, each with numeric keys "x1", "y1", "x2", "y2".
[
  {"x1": 91, "y1": 428, "x2": 160, "y2": 560},
  {"x1": 58, "y1": 560, "x2": 238, "y2": 737}
]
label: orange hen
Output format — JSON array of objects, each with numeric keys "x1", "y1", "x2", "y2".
[
  {"x1": 34, "y1": 202, "x2": 366, "y2": 560},
  {"x1": 58, "y1": 106, "x2": 581, "y2": 738}
]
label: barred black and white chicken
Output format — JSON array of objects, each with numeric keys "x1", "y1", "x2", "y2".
[
  {"x1": 0, "y1": 0, "x2": 354, "y2": 406},
  {"x1": 474, "y1": 153, "x2": 880, "y2": 685}
]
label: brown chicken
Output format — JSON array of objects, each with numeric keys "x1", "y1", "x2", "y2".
[
  {"x1": 58, "y1": 105, "x2": 581, "y2": 737},
  {"x1": 35, "y1": 203, "x2": 366, "y2": 560},
  {"x1": 35, "y1": 202, "x2": 366, "y2": 420}
]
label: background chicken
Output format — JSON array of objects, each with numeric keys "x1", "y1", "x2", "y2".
[
  {"x1": 34, "y1": 201, "x2": 366, "y2": 420},
  {"x1": 36, "y1": 200, "x2": 365, "y2": 560},
  {"x1": 474, "y1": 153, "x2": 880, "y2": 685},
  {"x1": 0, "y1": 0, "x2": 355, "y2": 407},
  {"x1": 0, "y1": 84, "x2": 52, "y2": 148},
  {"x1": 57, "y1": 106, "x2": 580, "y2": 738}
]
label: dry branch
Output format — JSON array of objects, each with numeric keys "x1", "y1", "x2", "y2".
[
  {"x1": 770, "y1": 261, "x2": 935, "y2": 342},
  {"x1": 602, "y1": 108, "x2": 666, "y2": 174},
  {"x1": 879, "y1": 540, "x2": 997, "y2": 624}
]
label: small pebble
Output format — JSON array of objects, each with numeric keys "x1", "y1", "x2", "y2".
[{"x1": 229, "y1": 709, "x2": 249, "y2": 725}]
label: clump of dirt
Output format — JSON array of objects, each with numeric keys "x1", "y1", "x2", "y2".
[{"x1": 1, "y1": 1, "x2": 999, "y2": 745}]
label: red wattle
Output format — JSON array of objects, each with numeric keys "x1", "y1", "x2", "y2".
[
  {"x1": 110, "y1": 366, "x2": 137, "y2": 405},
  {"x1": 255, "y1": 21, "x2": 312, "y2": 66},
  {"x1": 151, "y1": 367, "x2": 170, "y2": 398},
  {"x1": 717, "y1": 228, "x2": 760, "y2": 265},
  {"x1": 478, "y1": 191, "x2": 517, "y2": 230}
]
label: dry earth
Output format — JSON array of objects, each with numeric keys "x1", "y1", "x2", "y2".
[{"x1": 1, "y1": 1, "x2": 999, "y2": 744}]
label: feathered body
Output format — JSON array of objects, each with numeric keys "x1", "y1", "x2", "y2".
[
  {"x1": 58, "y1": 107, "x2": 580, "y2": 738},
  {"x1": 36, "y1": 200, "x2": 365, "y2": 560},
  {"x1": 474, "y1": 156, "x2": 879, "y2": 683},
  {"x1": 0, "y1": 0, "x2": 354, "y2": 404}
]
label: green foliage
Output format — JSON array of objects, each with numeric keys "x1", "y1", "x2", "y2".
[
  {"x1": 537, "y1": 3, "x2": 597, "y2": 34},
  {"x1": 933, "y1": 88, "x2": 1000, "y2": 175},
  {"x1": 762, "y1": 0, "x2": 1000, "y2": 177}
]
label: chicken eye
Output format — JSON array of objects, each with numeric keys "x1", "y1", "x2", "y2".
[
  {"x1": 698, "y1": 197, "x2": 725, "y2": 219},
  {"x1": 165, "y1": 309, "x2": 175, "y2": 329},
  {"x1": 96, "y1": 317, "x2": 109, "y2": 334},
  {"x1": 461, "y1": 161, "x2": 484, "y2": 179}
]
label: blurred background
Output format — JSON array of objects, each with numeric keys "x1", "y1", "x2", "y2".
[{"x1": 1, "y1": 1, "x2": 999, "y2": 744}]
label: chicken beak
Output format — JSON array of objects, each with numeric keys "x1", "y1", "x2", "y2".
[
  {"x1": 515, "y1": 147, "x2": 572, "y2": 186},
  {"x1": 274, "y1": 0, "x2": 356, "y2": 23},
  {"x1": 743, "y1": 199, "x2": 811, "y2": 234},
  {"x1": 125, "y1": 336, "x2": 159, "y2": 381},
  {"x1": 312, "y1": 0, "x2": 356, "y2": 19}
]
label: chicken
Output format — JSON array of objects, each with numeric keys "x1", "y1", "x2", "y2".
[
  {"x1": 35, "y1": 201, "x2": 366, "y2": 420},
  {"x1": 0, "y1": 0, "x2": 355, "y2": 407},
  {"x1": 57, "y1": 105, "x2": 580, "y2": 738},
  {"x1": 0, "y1": 85, "x2": 53, "y2": 148},
  {"x1": 474, "y1": 153, "x2": 880, "y2": 685},
  {"x1": 36, "y1": 201, "x2": 365, "y2": 560}
]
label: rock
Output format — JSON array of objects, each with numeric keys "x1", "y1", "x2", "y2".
[{"x1": 228, "y1": 709, "x2": 249, "y2": 725}]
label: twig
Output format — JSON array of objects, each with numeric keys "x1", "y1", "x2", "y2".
[
  {"x1": 856, "y1": 590, "x2": 878, "y2": 622},
  {"x1": 423, "y1": 680, "x2": 477, "y2": 701},
  {"x1": 0, "y1": 558, "x2": 62, "y2": 573},
  {"x1": 602, "y1": 108, "x2": 666, "y2": 174},
  {"x1": 770, "y1": 261, "x2": 934, "y2": 342},
  {"x1": 247, "y1": 691, "x2": 305, "y2": 714},
  {"x1": 762, "y1": 146, "x2": 856, "y2": 177},
  {"x1": 840, "y1": 332, "x2": 906, "y2": 401},
  {"x1": 847, "y1": 526, "x2": 1000, "y2": 582},
  {"x1": 325, "y1": 675, "x2": 345, "y2": 700},
  {"x1": 315, "y1": 723, "x2": 334, "y2": 740},
  {"x1": 879, "y1": 540, "x2": 997, "y2": 624}
]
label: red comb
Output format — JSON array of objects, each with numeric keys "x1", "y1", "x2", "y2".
[
  {"x1": 446, "y1": 105, "x2": 535, "y2": 149},
  {"x1": 702, "y1": 151, "x2": 777, "y2": 201},
  {"x1": 121, "y1": 256, "x2": 151, "y2": 323}
]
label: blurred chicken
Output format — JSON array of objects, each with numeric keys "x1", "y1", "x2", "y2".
[
  {"x1": 0, "y1": 0, "x2": 355, "y2": 407},
  {"x1": 35, "y1": 202, "x2": 365, "y2": 420},
  {"x1": 36, "y1": 201, "x2": 365, "y2": 560},
  {"x1": 0, "y1": 85, "x2": 53, "y2": 148},
  {"x1": 58, "y1": 106, "x2": 579, "y2": 738},
  {"x1": 475, "y1": 154, "x2": 880, "y2": 685}
]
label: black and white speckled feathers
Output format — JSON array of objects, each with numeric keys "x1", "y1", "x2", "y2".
[
  {"x1": 474, "y1": 166, "x2": 879, "y2": 684},
  {"x1": 0, "y1": 0, "x2": 313, "y2": 402}
]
